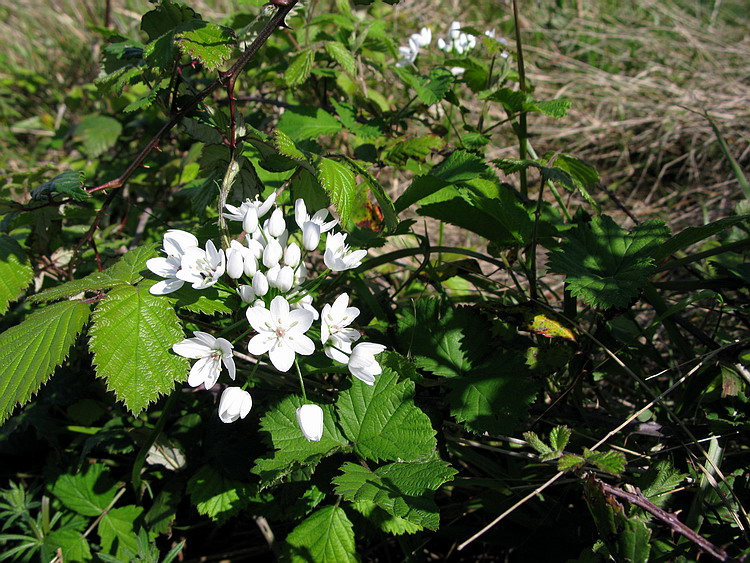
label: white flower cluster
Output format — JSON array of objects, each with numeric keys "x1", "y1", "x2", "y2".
[
  {"x1": 147, "y1": 193, "x2": 386, "y2": 442},
  {"x1": 394, "y1": 22, "x2": 510, "y2": 68}
]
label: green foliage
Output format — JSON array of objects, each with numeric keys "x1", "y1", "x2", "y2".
[
  {"x1": 278, "y1": 108, "x2": 343, "y2": 141},
  {"x1": 187, "y1": 465, "x2": 251, "y2": 523},
  {"x1": 175, "y1": 22, "x2": 236, "y2": 70},
  {"x1": 97, "y1": 505, "x2": 144, "y2": 560},
  {"x1": 284, "y1": 505, "x2": 357, "y2": 563},
  {"x1": 75, "y1": 115, "x2": 123, "y2": 158},
  {"x1": 285, "y1": 49, "x2": 315, "y2": 86},
  {"x1": 0, "y1": 300, "x2": 90, "y2": 424},
  {"x1": 547, "y1": 215, "x2": 670, "y2": 308},
  {"x1": 49, "y1": 463, "x2": 118, "y2": 516},
  {"x1": 525, "y1": 425, "x2": 571, "y2": 462},
  {"x1": 315, "y1": 157, "x2": 357, "y2": 227},
  {"x1": 31, "y1": 170, "x2": 89, "y2": 202},
  {"x1": 0, "y1": 235, "x2": 33, "y2": 314},
  {"x1": 89, "y1": 285, "x2": 188, "y2": 414}
]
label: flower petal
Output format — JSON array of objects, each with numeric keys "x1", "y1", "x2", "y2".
[{"x1": 149, "y1": 278, "x2": 184, "y2": 295}]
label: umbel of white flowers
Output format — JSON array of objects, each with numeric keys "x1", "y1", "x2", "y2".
[{"x1": 154, "y1": 193, "x2": 387, "y2": 439}]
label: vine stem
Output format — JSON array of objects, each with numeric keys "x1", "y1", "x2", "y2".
[{"x1": 88, "y1": 0, "x2": 299, "y2": 195}]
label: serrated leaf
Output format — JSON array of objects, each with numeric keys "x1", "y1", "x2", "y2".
[
  {"x1": 316, "y1": 157, "x2": 357, "y2": 226},
  {"x1": 524, "y1": 97, "x2": 571, "y2": 118},
  {"x1": 252, "y1": 395, "x2": 349, "y2": 487},
  {"x1": 75, "y1": 115, "x2": 123, "y2": 158},
  {"x1": 480, "y1": 87, "x2": 526, "y2": 112},
  {"x1": 278, "y1": 107, "x2": 343, "y2": 141},
  {"x1": 384, "y1": 135, "x2": 445, "y2": 166},
  {"x1": 187, "y1": 465, "x2": 250, "y2": 523},
  {"x1": 141, "y1": 1, "x2": 198, "y2": 41},
  {"x1": 97, "y1": 505, "x2": 143, "y2": 559},
  {"x1": 430, "y1": 150, "x2": 488, "y2": 183},
  {"x1": 164, "y1": 284, "x2": 234, "y2": 314},
  {"x1": 44, "y1": 529, "x2": 91, "y2": 562},
  {"x1": 285, "y1": 49, "x2": 314, "y2": 86},
  {"x1": 333, "y1": 460, "x2": 456, "y2": 531},
  {"x1": 351, "y1": 501, "x2": 422, "y2": 535},
  {"x1": 547, "y1": 215, "x2": 670, "y2": 309},
  {"x1": 0, "y1": 235, "x2": 33, "y2": 314},
  {"x1": 284, "y1": 505, "x2": 357, "y2": 563},
  {"x1": 176, "y1": 22, "x2": 236, "y2": 70},
  {"x1": 448, "y1": 359, "x2": 538, "y2": 435},
  {"x1": 31, "y1": 170, "x2": 89, "y2": 202},
  {"x1": 49, "y1": 463, "x2": 118, "y2": 517},
  {"x1": 89, "y1": 285, "x2": 188, "y2": 414},
  {"x1": 416, "y1": 68, "x2": 454, "y2": 105},
  {"x1": 30, "y1": 244, "x2": 159, "y2": 303},
  {"x1": 0, "y1": 300, "x2": 90, "y2": 424},
  {"x1": 342, "y1": 157, "x2": 398, "y2": 232},
  {"x1": 652, "y1": 215, "x2": 750, "y2": 263},
  {"x1": 330, "y1": 99, "x2": 382, "y2": 141},
  {"x1": 639, "y1": 461, "x2": 687, "y2": 507},
  {"x1": 549, "y1": 425, "x2": 572, "y2": 452},
  {"x1": 275, "y1": 129, "x2": 307, "y2": 161},
  {"x1": 558, "y1": 453, "x2": 586, "y2": 472},
  {"x1": 584, "y1": 448, "x2": 626, "y2": 476},
  {"x1": 524, "y1": 431, "x2": 553, "y2": 456},
  {"x1": 337, "y1": 367, "x2": 436, "y2": 462},
  {"x1": 325, "y1": 41, "x2": 356, "y2": 75},
  {"x1": 123, "y1": 83, "x2": 163, "y2": 112}
]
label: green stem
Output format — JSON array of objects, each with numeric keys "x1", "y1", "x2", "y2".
[
  {"x1": 295, "y1": 359, "x2": 307, "y2": 400},
  {"x1": 512, "y1": 0, "x2": 528, "y2": 197}
]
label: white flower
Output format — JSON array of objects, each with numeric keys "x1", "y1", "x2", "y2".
[
  {"x1": 438, "y1": 21, "x2": 476, "y2": 55},
  {"x1": 223, "y1": 192, "x2": 277, "y2": 235},
  {"x1": 347, "y1": 342, "x2": 386, "y2": 385},
  {"x1": 275, "y1": 266, "x2": 295, "y2": 292},
  {"x1": 410, "y1": 27, "x2": 432, "y2": 48},
  {"x1": 146, "y1": 230, "x2": 199, "y2": 295},
  {"x1": 246, "y1": 295, "x2": 315, "y2": 372},
  {"x1": 296, "y1": 404, "x2": 324, "y2": 441},
  {"x1": 237, "y1": 284, "x2": 256, "y2": 303},
  {"x1": 225, "y1": 240, "x2": 249, "y2": 279},
  {"x1": 218, "y1": 387, "x2": 252, "y2": 423},
  {"x1": 252, "y1": 271, "x2": 269, "y2": 296},
  {"x1": 324, "y1": 232, "x2": 367, "y2": 271},
  {"x1": 284, "y1": 242, "x2": 301, "y2": 269},
  {"x1": 396, "y1": 40, "x2": 419, "y2": 67},
  {"x1": 321, "y1": 293, "x2": 361, "y2": 363},
  {"x1": 484, "y1": 29, "x2": 510, "y2": 58},
  {"x1": 262, "y1": 237, "x2": 283, "y2": 268},
  {"x1": 176, "y1": 240, "x2": 226, "y2": 289},
  {"x1": 267, "y1": 207, "x2": 286, "y2": 238},
  {"x1": 295, "y1": 199, "x2": 337, "y2": 251},
  {"x1": 172, "y1": 331, "x2": 235, "y2": 390},
  {"x1": 291, "y1": 293, "x2": 319, "y2": 320}
]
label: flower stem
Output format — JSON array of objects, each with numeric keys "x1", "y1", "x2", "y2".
[{"x1": 294, "y1": 359, "x2": 307, "y2": 400}]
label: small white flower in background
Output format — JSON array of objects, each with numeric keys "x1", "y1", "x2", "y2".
[
  {"x1": 347, "y1": 342, "x2": 386, "y2": 385},
  {"x1": 172, "y1": 331, "x2": 236, "y2": 390},
  {"x1": 176, "y1": 240, "x2": 226, "y2": 289},
  {"x1": 324, "y1": 232, "x2": 367, "y2": 271},
  {"x1": 438, "y1": 21, "x2": 476, "y2": 55},
  {"x1": 218, "y1": 387, "x2": 252, "y2": 423},
  {"x1": 396, "y1": 40, "x2": 419, "y2": 67},
  {"x1": 295, "y1": 199, "x2": 337, "y2": 251},
  {"x1": 296, "y1": 404, "x2": 324, "y2": 441},
  {"x1": 246, "y1": 295, "x2": 315, "y2": 372},
  {"x1": 484, "y1": 29, "x2": 510, "y2": 58},
  {"x1": 410, "y1": 27, "x2": 432, "y2": 48},
  {"x1": 223, "y1": 192, "x2": 277, "y2": 235},
  {"x1": 321, "y1": 293, "x2": 361, "y2": 363},
  {"x1": 146, "y1": 230, "x2": 199, "y2": 295}
]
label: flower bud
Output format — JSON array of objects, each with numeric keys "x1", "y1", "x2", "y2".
[
  {"x1": 294, "y1": 261, "x2": 308, "y2": 285},
  {"x1": 243, "y1": 207, "x2": 259, "y2": 234},
  {"x1": 296, "y1": 404, "x2": 324, "y2": 441},
  {"x1": 246, "y1": 238, "x2": 264, "y2": 260},
  {"x1": 243, "y1": 253, "x2": 258, "y2": 277},
  {"x1": 252, "y1": 271, "x2": 269, "y2": 296},
  {"x1": 268, "y1": 208, "x2": 286, "y2": 238},
  {"x1": 284, "y1": 242, "x2": 301, "y2": 268},
  {"x1": 237, "y1": 285, "x2": 256, "y2": 303},
  {"x1": 276, "y1": 266, "x2": 294, "y2": 292},
  {"x1": 218, "y1": 387, "x2": 252, "y2": 423},
  {"x1": 226, "y1": 246, "x2": 245, "y2": 279},
  {"x1": 302, "y1": 221, "x2": 321, "y2": 251},
  {"x1": 266, "y1": 264, "x2": 281, "y2": 287},
  {"x1": 263, "y1": 237, "x2": 283, "y2": 268}
]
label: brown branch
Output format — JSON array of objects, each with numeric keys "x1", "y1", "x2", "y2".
[
  {"x1": 595, "y1": 478, "x2": 736, "y2": 562},
  {"x1": 88, "y1": 0, "x2": 299, "y2": 195}
]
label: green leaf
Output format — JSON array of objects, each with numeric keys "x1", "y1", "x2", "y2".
[
  {"x1": 547, "y1": 215, "x2": 670, "y2": 309},
  {"x1": 416, "y1": 68, "x2": 454, "y2": 105},
  {"x1": 44, "y1": 529, "x2": 91, "y2": 562},
  {"x1": 333, "y1": 460, "x2": 456, "y2": 531},
  {"x1": 523, "y1": 97, "x2": 571, "y2": 118},
  {"x1": 89, "y1": 285, "x2": 188, "y2": 415},
  {"x1": 252, "y1": 395, "x2": 349, "y2": 487},
  {"x1": 30, "y1": 243, "x2": 159, "y2": 303},
  {"x1": 97, "y1": 505, "x2": 143, "y2": 559},
  {"x1": 638, "y1": 461, "x2": 687, "y2": 507},
  {"x1": 324, "y1": 41, "x2": 356, "y2": 75},
  {"x1": 187, "y1": 466, "x2": 250, "y2": 523},
  {"x1": 316, "y1": 157, "x2": 357, "y2": 227},
  {"x1": 383, "y1": 135, "x2": 445, "y2": 166},
  {"x1": 0, "y1": 300, "x2": 90, "y2": 424},
  {"x1": 284, "y1": 505, "x2": 357, "y2": 563},
  {"x1": 277, "y1": 108, "x2": 343, "y2": 141},
  {"x1": 0, "y1": 235, "x2": 33, "y2": 314},
  {"x1": 652, "y1": 215, "x2": 750, "y2": 263},
  {"x1": 342, "y1": 157, "x2": 398, "y2": 232},
  {"x1": 558, "y1": 453, "x2": 586, "y2": 472},
  {"x1": 275, "y1": 129, "x2": 308, "y2": 161},
  {"x1": 337, "y1": 367, "x2": 436, "y2": 462},
  {"x1": 141, "y1": 1, "x2": 198, "y2": 41},
  {"x1": 351, "y1": 500, "x2": 422, "y2": 535},
  {"x1": 549, "y1": 425, "x2": 572, "y2": 452},
  {"x1": 75, "y1": 115, "x2": 123, "y2": 158},
  {"x1": 165, "y1": 284, "x2": 234, "y2": 314},
  {"x1": 49, "y1": 463, "x2": 118, "y2": 517},
  {"x1": 285, "y1": 49, "x2": 314, "y2": 86},
  {"x1": 430, "y1": 150, "x2": 488, "y2": 183},
  {"x1": 584, "y1": 448, "x2": 626, "y2": 476},
  {"x1": 31, "y1": 170, "x2": 89, "y2": 202},
  {"x1": 330, "y1": 99, "x2": 382, "y2": 141},
  {"x1": 523, "y1": 431, "x2": 553, "y2": 456},
  {"x1": 176, "y1": 22, "x2": 236, "y2": 70},
  {"x1": 448, "y1": 358, "x2": 538, "y2": 435},
  {"x1": 481, "y1": 87, "x2": 526, "y2": 112}
]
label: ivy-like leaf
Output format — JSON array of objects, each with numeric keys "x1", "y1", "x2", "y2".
[
  {"x1": 0, "y1": 235, "x2": 33, "y2": 314},
  {"x1": 49, "y1": 463, "x2": 118, "y2": 517},
  {"x1": 0, "y1": 300, "x2": 90, "y2": 424},
  {"x1": 285, "y1": 49, "x2": 314, "y2": 86},
  {"x1": 187, "y1": 465, "x2": 251, "y2": 523},
  {"x1": 324, "y1": 41, "x2": 356, "y2": 75},
  {"x1": 547, "y1": 215, "x2": 670, "y2": 309},
  {"x1": 176, "y1": 22, "x2": 236, "y2": 70},
  {"x1": 252, "y1": 395, "x2": 349, "y2": 487},
  {"x1": 284, "y1": 505, "x2": 357, "y2": 563},
  {"x1": 337, "y1": 367, "x2": 436, "y2": 462},
  {"x1": 89, "y1": 285, "x2": 188, "y2": 415},
  {"x1": 316, "y1": 157, "x2": 357, "y2": 227},
  {"x1": 97, "y1": 505, "x2": 143, "y2": 560},
  {"x1": 277, "y1": 108, "x2": 343, "y2": 141},
  {"x1": 333, "y1": 460, "x2": 456, "y2": 531}
]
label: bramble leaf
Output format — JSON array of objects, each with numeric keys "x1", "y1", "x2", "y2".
[
  {"x1": 333, "y1": 460, "x2": 456, "y2": 531},
  {"x1": 316, "y1": 157, "x2": 357, "y2": 226},
  {"x1": 0, "y1": 235, "x2": 33, "y2": 314},
  {"x1": 0, "y1": 300, "x2": 90, "y2": 424},
  {"x1": 31, "y1": 170, "x2": 89, "y2": 202},
  {"x1": 75, "y1": 115, "x2": 123, "y2": 158},
  {"x1": 384, "y1": 135, "x2": 445, "y2": 166},
  {"x1": 337, "y1": 367, "x2": 436, "y2": 462},
  {"x1": 584, "y1": 448, "x2": 626, "y2": 476},
  {"x1": 89, "y1": 285, "x2": 188, "y2": 414},
  {"x1": 278, "y1": 108, "x2": 343, "y2": 141},
  {"x1": 325, "y1": 41, "x2": 356, "y2": 75},
  {"x1": 285, "y1": 49, "x2": 314, "y2": 86},
  {"x1": 49, "y1": 463, "x2": 118, "y2": 517},
  {"x1": 176, "y1": 22, "x2": 236, "y2": 70},
  {"x1": 547, "y1": 215, "x2": 670, "y2": 309},
  {"x1": 97, "y1": 505, "x2": 143, "y2": 559},
  {"x1": 284, "y1": 505, "x2": 357, "y2": 563},
  {"x1": 187, "y1": 465, "x2": 251, "y2": 523}
]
